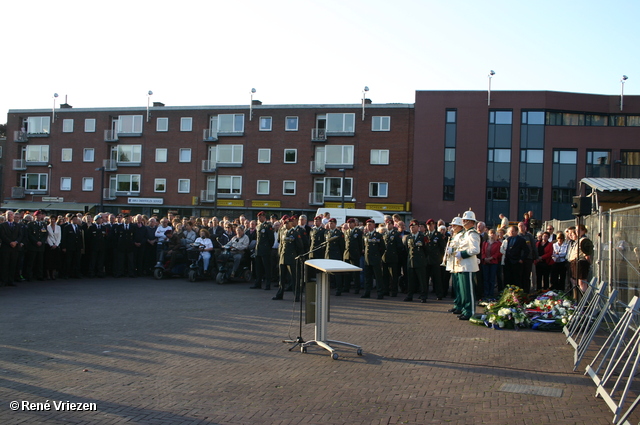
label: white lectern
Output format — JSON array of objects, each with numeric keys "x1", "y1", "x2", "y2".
[{"x1": 302, "y1": 259, "x2": 363, "y2": 360}]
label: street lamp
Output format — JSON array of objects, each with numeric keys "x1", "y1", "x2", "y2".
[
  {"x1": 339, "y1": 168, "x2": 346, "y2": 208},
  {"x1": 250, "y1": 88, "x2": 256, "y2": 121},
  {"x1": 620, "y1": 75, "x2": 628, "y2": 111},
  {"x1": 52, "y1": 93, "x2": 59, "y2": 123},
  {"x1": 362, "y1": 86, "x2": 369, "y2": 121},
  {"x1": 95, "y1": 166, "x2": 105, "y2": 212},
  {"x1": 147, "y1": 90, "x2": 153, "y2": 122},
  {"x1": 487, "y1": 70, "x2": 495, "y2": 106},
  {"x1": 213, "y1": 167, "x2": 219, "y2": 217}
]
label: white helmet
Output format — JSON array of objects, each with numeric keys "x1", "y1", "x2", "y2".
[
  {"x1": 461, "y1": 210, "x2": 477, "y2": 222},
  {"x1": 451, "y1": 217, "x2": 464, "y2": 226}
]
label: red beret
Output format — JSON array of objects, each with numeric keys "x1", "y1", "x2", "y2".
[
  {"x1": 426, "y1": 218, "x2": 435, "y2": 225},
  {"x1": 385, "y1": 218, "x2": 393, "y2": 224},
  {"x1": 409, "y1": 220, "x2": 419, "y2": 226},
  {"x1": 314, "y1": 216, "x2": 323, "y2": 220},
  {"x1": 281, "y1": 215, "x2": 290, "y2": 222},
  {"x1": 328, "y1": 218, "x2": 337, "y2": 223},
  {"x1": 346, "y1": 218, "x2": 356, "y2": 223},
  {"x1": 257, "y1": 211, "x2": 266, "y2": 216},
  {"x1": 366, "y1": 219, "x2": 375, "y2": 224}
]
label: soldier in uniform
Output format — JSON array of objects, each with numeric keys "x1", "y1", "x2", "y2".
[
  {"x1": 363, "y1": 219, "x2": 385, "y2": 299},
  {"x1": 250, "y1": 211, "x2": 275, "y2": 290},
  {"x1": 87, "y1": 215, "x2": 108, "y2": 278},
  {"x1": 307, "y1": 216, "x2": 326, "y2": 282},
  {"x1": 343, "y1": 218, "x2": 364, "y2": 294},
  {"x1": 453, "y1": 210, "x2": 482, "y2": 320},
  {"x1": 403, "y1": 219, "x2": 428, "y2": 302},
  {"x1": 382, "y1": 218, "x2": 403, "y2": 297},
  {"x1": 25, "y1": 210, "x2": 48, "y2": 281},
  {"x1": 424, "y1": 218, "x2": 446, "y2": 300},
  {"x1": 446, "y1": 217, "x2": 465, "y2": 314},
  {"x1": 325, "y1": 218, "x2": 345, "y2": 295},
  {"x1": 273, "y1": 215, "x2": 304, "y2": 301},
  {"x1": 60, "y1": 215, "x2": 84, "y2": 279},
  {"x1": 114, "y1": 214, "x2": 137, "y2": 278}
]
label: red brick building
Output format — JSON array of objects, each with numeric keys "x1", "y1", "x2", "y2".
[{"x1": 3, "y1": 101, "x2": 414, "y2": 219}]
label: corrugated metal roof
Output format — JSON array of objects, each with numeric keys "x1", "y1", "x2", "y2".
[{"x1": 581, "y1": 178, "x2": 640, "y2": 192}]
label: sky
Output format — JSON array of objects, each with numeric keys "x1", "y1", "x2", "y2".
[{"x1": 2, "y1": 0, "x2": 639, "y2": 121}]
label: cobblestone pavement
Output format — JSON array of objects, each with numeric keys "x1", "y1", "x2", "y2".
[{"x1": 0, "y1": 276, "x2": 633, "y2": 425}]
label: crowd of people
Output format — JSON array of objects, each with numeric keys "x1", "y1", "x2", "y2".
[{"x1": 0, "y1": 209, "x2": 594, "y2": 316}]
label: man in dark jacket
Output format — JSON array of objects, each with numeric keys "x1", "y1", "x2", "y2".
[
  {"x1": 87, "y1": 215, "x2": 108, "y2": 278},
  {"x1": 25, "y1": 210, "x2": 48, "y2": 281},
  {"x1": 250, "y1": 211, "x2": 275, "y2": 290},
  {"x1": 382, "y1": 218, "x2": 403, "y2": 297},
  {"x1": 343, "y1": 218, "x2": 364, "y2": 294},
  {"x1": 60, "y1": 216, "x2": 84, "y2": 279},
  {"x1": 503, "y1": 225, "x2": 530, "y2": 290},
  {"x1": 403, "y1": 220, "x2": 428, "y2": 303},
  {"x1": 0, "y1": 210, "x2": 23, "y2": 286},
  {"x1": 424, "y1": 218, "x2": 446, "y2": 300},
  {"x1": 363, "y1": 219, "x2": 385, "y2": 299}
]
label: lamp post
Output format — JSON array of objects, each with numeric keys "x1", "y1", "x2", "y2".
[
  {"x1": 487, "y1": 70, "x2": 495, "y2": 106},
  {"x1": 52, "y1": 93, "x2": 59, "y2": 123},
  {"x1": 620, "y1": 75, "x2": 628, "y2": 111},
  {"x1": 213, "y1": 167, "x2": 219, "y2": 217},
  {"x1": 147, "y1": 90, "x2": 153, "y2": 122},
  {"x1": 95, "y1": 166, "x2": 105, "y2": 212},
  {"x1": 250, "y1": 88, "x2": 256, "y2": 121},
  {"x1": 361, "y1": 86, "x2": 369, "y2": 121},
  {"x1": 339, "y1": 168, "x2": 346, "y2": 208}
]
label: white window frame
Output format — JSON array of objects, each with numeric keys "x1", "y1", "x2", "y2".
[
  {"x1": 259, "y1": 116, "x2": 272, "y2": 131},
  {"x1": 257, "y1": 148, "x2": 271, "y2": 163},
  {"x1": 180, "y1": 117, "x2": 193, "y2": 132},
  {"x1": 156, "y1": 117, "x2": 169, "y2": 132},
  {"x1": 62, "y1": 119, "x2": 74, "y2": 133},
  {"x1": 284, "y1": 149, "x2": 297, "y2": 164},
  {"x1": 285, "y1": 116, "x2": 298, "y2": 131},
  {"x1": 61, "y1": 148, "x2": 73, "y2": 162},
  {"x1": 116, "y1": 145, "x2": 142, "y2": 164},
  {"x1": 179, "y1": 148, "x2": 192, "y2": 163},
  {"x1": 25, "y1": 145, "x2": 49, "y2": 163},
  {"x1": 369, "y1": 182, "x2": 388, "y2": 198},
  {"x1": 84, "y1": 118, "x2": 96, "y2": 133},
  {"x1": 178, "y1": 179, "x2": 190, "y2": 193},
  {"x1": 325, "y1": 145, "x2": 353, "y2": 165},
  {"x1": 118, "y1": 115, "x2": 143, "y2": 133},
  {"x1": 82, "y1": 177, "x2": 94, "y2": 191},
  {"x1": 283, "y1": 180, "x2": 296, "y2": 195},
  {"x1": 23, "y1": 173, "x2": 48, "y2": 191},
  {"x1": 326, "y1": 113, "x2": 355, "y2": 133},
  {"x1": 257, "y1": 180, "x2": 270, "y2": 195},
  {"x1": 208, "y1": 145, "x2": 243, "y2": 164},
  {"x1": 208, "y1": 175, "x2": 242, "y2": 195},
  {"x1": 217, "y1": 114, "x2": 245, "y2": 133},
  {"x1": 154, "y1": 178, "x2": 167, "y2": 193},
  {"x1": 83, "y1": 148, "x2": 95, "y2": 162},
  {"x1": 370, "y1": 149, "x2": 389, "y2": 165},
  {"x1": 112, "y1": 174, "x2": 141, "y2": 193},
  {"x1": 372, "y1": 116, "x2": 390, "y2": 131},
  {"x1": 26, "y1": 116, "x2": 51, "y2": 134},
  {"x1": 60, "y1": 177, "x2": 72, "y2": 191},
  {"x1": 323, "y1": 177, "x2": 353, "y2": 198},
  {"x1": 155, "y1": 148, "x2": 168, "y2": 163}
]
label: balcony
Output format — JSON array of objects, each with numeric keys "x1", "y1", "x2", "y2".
[
  {"x1": 309, "y1": 191, "x2": 324, "y2": 205},
  {"x1": 311, "y1": 128, "x2": 327, "y2": 142},
  {"x1": 104, "y1": 130, "x2": 118, "y2": 142},
  {"x1": 310, "y1": 161, "x2": 325, "y2": 174},
  {"x1": 202, "y1": 160, "x2": 217, "y2": 173},
  {"x1": 12, "y1": 159, "x2": 26, "y2": 171},
  {"x1": 14, "y1": 131, "x2": 28, "y2": 142},
  {"x1": 103, "y1": 159, "x2": 117, "y2": 171},
  {"x1": 103, "y1": 188, "x2": 117, "y2": 200},
  {"x1": 200, "y1": 189, "x2": 215, "y2": 202},
  {"x1": 203, "y1": 129, "x2": 218, "y2": 142}
]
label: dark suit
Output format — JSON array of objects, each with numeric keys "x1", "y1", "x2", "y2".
[
  {"x1": 114, "y1": 223, "x2": 136, "y2": 277},
  {"x1": 424, "y1": 230, "x2": 446, "y2": 299},
  {"x1": 325, "y1": 227, "x2": 345, "y2": 294},
  {"x1": 25, "y1": 220, "x2": 48, "y2": 280},
  {"x1": 363, "y1": 230, "x2": 385, "y2": 298},
  {"x1": 60, "y1": 223, "x2": 84, "y2": 278},
  {"x1": 503, "y1": 235, "x2": 529, "y2": 291},
  {"x1": 0, "y1": 221, "x2": 23, "y2": 285},
  {"x1": 254, "y1": 220, "x2": 275, "y2": 288},
  {"x1": 87, "y1": 223, "x2": 108, "y2": 277},
  {"x1": 404, "y1": 232, "x2": 428, "y2": 301}
]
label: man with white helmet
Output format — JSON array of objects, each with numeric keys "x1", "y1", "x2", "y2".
[
  {"x1": 446, "y1": 216, "x2": 465, "y2": 315},
  {"x1": 453, "y1": 210, "x2": 481, "y2": 320}
]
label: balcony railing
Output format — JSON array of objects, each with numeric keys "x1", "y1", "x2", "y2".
[
  {"x1": 200, "y1": 189, "x2": 216, "y2": 202},
  {"x1": 14, "y1": 131, "x2": 28, "y2": 142},
  {"x1": 103, "y1": 159, "x2": 117, "y2": 171},
  {"x1": 104, "y1": 129, "x2": 118, "y2": 142},
  {"x1": 103, "y1": 187, "x2": 117, "y2": 200},
  {"x1": 311, "y1": 128, "x2": 327, "y2": 142},
  {"x1": 309, "y1": 191, "x2": 324, "y2": 205},
  {"x1": 203, "y1": 129, "x2": 218, "y2": 142},
  {"x1": 13, "y1": 159, "x2": 26, "y2": 170},
  {"x1": 310, "y1": 161, "x2": 326, "y2": 174},
  {"x1": 202, "y1": 160, "x2": 217, "y2": 172}
]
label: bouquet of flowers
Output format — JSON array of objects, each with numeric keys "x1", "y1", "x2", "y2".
[
  {"x1": 525, "y1": 291, "x2": 575, "y2": 330},
  {"x1": 480, "y1": 285, "x2": 530, "y2": 330}
]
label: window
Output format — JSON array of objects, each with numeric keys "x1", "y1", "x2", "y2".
[
  {"x1": 257, "y1": 149, "x2": 271, "y2": 163},
  {"x1": 520, "y1": 150, "x2": 544, "y2": 163},
  {"x1": 60, "y1": 177, "x2": 72, "y2": 191},
  {"x1": 553, "y1": 150, "x2": 577, "y2": 164},
  {"x1": 217, "y1": 114, "x2": 244, "y2": 133},
  {"x1": 154, "y1": 178, "x2": 166, "y2": 192},
  {"x1": 62, "y1": 119, "x2": 74, "y2": 133},
  {"x1": 25, "y1": 145, "x2": 49, "y2": 163},
  {"x1": 178, "y1": 179, "x2": 190, "y2": 193},
  {"x1": 369, "y1": 182, "x2": 388, "y2": 197},
  {"x1": 180, "y1": 117, "x2": 192, "y2": 132},
  {"x1": 489, "y1": 111, "x2": 513, "y2": 124},
  {"x1": 552, "y1": 150, "x2": 578, "y2": 189},
  {"x1": 113, "y1": 174, "x2": 141, "y2": 193},
  {"x1": 118, "y1": 115, "x2": 143, "y2": 133},
  {"x1": 26, "y1": 116, "x2": 50, "y2": 134},
  {"x1": 586, "y1": 150, "x2": 611, "y2": 178},
  {"x1": 284, "y1": 149, "x2": 297, "y2": 163},
  {"x1": 179, "y1": 148, "x2": 191, "y2": 163},
  {"x1": 83, "y1": 148, "x2": 95, "y2": 162},
  {"x1": 326, "y1": 113, "x2": 355, "y2": 134},
  {"x1": 488, "y1": 149, "x2": 511, "y2": 163},
  {"x1": 208, "y1": 145, "x2": 243, "y2": 164},
  {"x1": 257, "y1": 180, "x2": 270, "y2": 195},
  {"x1": 324, "y1": 177, "x2": 352, "y2": 198},
  {"x1": 207, "y1": 176, "x2": 242, "y2": 195},
  {"x1": 521, "y1": 111, "x2": 545, "y2": 125},
  {"x1": 446, "y1": 110, "x2": 457, "y2": 123},
  {"x1": 155, "y1": 148, "x2": 167, "y2": 162},
  {"x1": 621, "y1": 151, "x2": 640, "y2": 178},
  {"x1": 116, "y1": 145, "x2": 142, "y2": 163},
  {"x1": 156, "y1": 117, "x2": 168, "y2": 132},
  {"x1": 84, "y1": 118, "x2": 96, "y2": 133},
  {"x1": 23, "y1": 173, "x2": 48, "y2": 191},
  {"x1": 325, "y1": 145, "x2": 353, "y2": 165},
  {"x1": 283, "y1": 180, "x2": 296, "y2": 195},
  {"x1": 259, "y1": 117, "x2": 272, "y2": 131},
  {"x1": 370, "y1": 149, "x2": 389, "y2": 165},
  {"x1": 82, "y1": 177, "x2": 94, "y2": 191},
  {"x1": 61, "y1": 148, "x2": 73, "y2": 162},
  {"x1": 285, "y1": 116, "x2": 298, "y2": 131},
  {"x1": 372, "y1": 116, "x2": 390, "y2": 131}
]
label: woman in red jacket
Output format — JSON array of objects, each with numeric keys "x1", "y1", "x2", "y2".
[{"x1": 535, "y1": 231, "x2": 555, "y2": 291}]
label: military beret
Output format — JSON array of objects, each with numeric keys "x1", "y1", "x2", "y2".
[
  {"x1": 346, "y1": 218, "x2": 356, "y2": 223},
  {"x1": 426, "y1": 218, "x2": 435, "y2": 225}
]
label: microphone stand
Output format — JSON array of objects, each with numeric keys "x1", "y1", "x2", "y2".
[{"x1": 283, "y1": 237, "x2": 336, "y2": 351}]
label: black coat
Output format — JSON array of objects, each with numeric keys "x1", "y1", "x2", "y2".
[
  {"x1": 61, "y1": 224, "x2": 84, "y2": 251},
  {"x1": 0, "y1": 221, "x2": 23, "y2": 251},
  {"x1": 504, "y1": 235, "x2": 530, "y2": 264}
]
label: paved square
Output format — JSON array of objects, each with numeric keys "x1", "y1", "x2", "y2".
[{"x1": 0, "y1": 277, "x2": 632, "y2": 424}]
